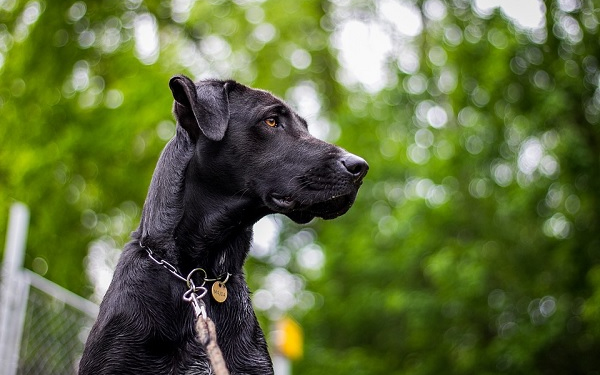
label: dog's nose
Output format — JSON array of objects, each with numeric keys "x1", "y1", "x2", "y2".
[{"x1": 341, "y1": 154, "x2": 369, "y2": 182}]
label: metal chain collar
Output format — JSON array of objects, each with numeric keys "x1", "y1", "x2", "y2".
[
  {"x1": 140, "y1": 242, "x2": 230, "y2": 284},
  {"x1": 139, "y1": 242, "x2": 231, "y2": 318}
]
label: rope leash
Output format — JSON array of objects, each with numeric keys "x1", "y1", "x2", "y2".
[
  {"x1": 196, "y1": 315, "x2": 230, "y2": 375},
  {"x1": 184, "y1": 277, "x2": 230, "y2": 375},
  {"x1": 141, "y1": 243, "x2": 230, "y2": 375}
]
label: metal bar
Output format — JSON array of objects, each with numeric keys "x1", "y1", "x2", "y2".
[
  {"x1": 8, "y1": 276, "x2": 29, "y2": 375},
  {"x1": 0, "y1": 203, "x2": 30, "y2": 375},
  {"x1": 24, "y1": 270, "x2": 99, "y2": 318}
]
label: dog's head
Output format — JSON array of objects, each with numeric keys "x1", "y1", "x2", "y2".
[{"x1": 167, "y1": 75, "x2": 368, "y2": 224}]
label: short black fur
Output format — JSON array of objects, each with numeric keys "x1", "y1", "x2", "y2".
[{"x1": 79, "y1": 75, "x2": 368, "y2": 374}]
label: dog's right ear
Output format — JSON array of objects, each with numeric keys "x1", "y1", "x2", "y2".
[{"x1": 169, "y1": 75, "x2": 230, "y2": 141}]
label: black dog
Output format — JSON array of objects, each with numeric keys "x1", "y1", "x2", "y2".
[{"x1": 79, "y1": 75, "x2": 368, "y2": 374}]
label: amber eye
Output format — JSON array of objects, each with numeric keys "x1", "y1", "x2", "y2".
[{"x1": 264, "y1": 118, "x2": 278, "y2": 127}]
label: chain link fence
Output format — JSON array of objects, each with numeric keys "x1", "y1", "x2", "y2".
[
  {"x1": 18, "y1": 272, "x2": 97, "y2": 375},
  {"x1": 1, "y1": 202, "x2": 98, "y2": 375},
  {"x1": 0, "y1": 269, "x2": 98, "y2": 375}
]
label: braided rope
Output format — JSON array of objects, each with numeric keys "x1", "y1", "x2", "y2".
[{"x1": 195, "y1": 315, "x2": 230, "y2": 375}]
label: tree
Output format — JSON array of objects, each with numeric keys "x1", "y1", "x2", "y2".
[
  {"x1": 295, "y1": 1, "x2": 600, "y2": 374},
  {"x1": 1, "y1": 0, "x2": 599, "y2": 374}
]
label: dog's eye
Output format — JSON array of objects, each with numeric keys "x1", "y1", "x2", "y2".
[{"x1": 264, "y1": 118, "x2": 278, "y2": 127}]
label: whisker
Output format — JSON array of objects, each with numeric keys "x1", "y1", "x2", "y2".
[{"x1": 234, "y1": 188, "x2": 251, "y2": 202}]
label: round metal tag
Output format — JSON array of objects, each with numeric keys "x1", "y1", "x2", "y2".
[{"x1": 212, "y1": 281, "x2": 228, "y2": 303}]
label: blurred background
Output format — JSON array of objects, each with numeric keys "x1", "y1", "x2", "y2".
[{"x1": 1, "y1": 0, "x2": 600, "y2": 373}]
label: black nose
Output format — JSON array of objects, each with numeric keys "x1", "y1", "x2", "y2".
[{"x1": 341, "y1": 154, "x2": 369, "y2": 182}]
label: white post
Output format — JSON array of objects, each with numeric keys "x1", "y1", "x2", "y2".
[
  {"x1": 273, "y1": 354, "x2": 291, "y2": 375},
  {"x1": 0, "y1": 203, "x2": 30, "y2": 375}
]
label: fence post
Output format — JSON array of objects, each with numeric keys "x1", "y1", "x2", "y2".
[{"x1": 0, "y1": 203, "x2": 30, "y2": 375}]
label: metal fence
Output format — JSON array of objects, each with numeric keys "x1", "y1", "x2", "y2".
[{"x1": 0, "y1": 203, "x2": 98, "y2": 375}]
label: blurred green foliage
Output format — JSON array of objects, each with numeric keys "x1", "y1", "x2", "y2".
[{"x1": 1, "y1": 0, "x2": 600, "y2": 373}]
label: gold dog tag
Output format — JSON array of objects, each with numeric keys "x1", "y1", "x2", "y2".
[{"x1": 212, "y1": 281, "x2": 228, "y2": 303}]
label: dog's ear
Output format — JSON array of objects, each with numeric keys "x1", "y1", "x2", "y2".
[{"x1": 169, "y1": 75, "x2": 230, "y2": 141}]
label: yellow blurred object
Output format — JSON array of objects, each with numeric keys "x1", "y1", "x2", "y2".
[{"x1": 276, "y1": 316, "x2": 303, "y2": 360}]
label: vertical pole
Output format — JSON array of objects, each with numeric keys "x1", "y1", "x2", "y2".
[
  {"x1": 273, "y1": 354, "x2": 291, "y2": 375},
  {"x1": 0, "y1": 203, "x2": 30, "y2": 375}
]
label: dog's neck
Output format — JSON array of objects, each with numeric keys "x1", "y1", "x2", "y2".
[
  {"x1": 178, "y1": 156, "x2": 269, "y2": 272},
  {"x1": 174, "y1": 191, "x2": 262, "y2": 277},
  {"x1": 136, "y1": 129, "x2": 268, "y2": 277}
]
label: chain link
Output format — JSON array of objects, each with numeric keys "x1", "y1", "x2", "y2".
[
  {"x1": 142, "y1": 243, "x2": 188, "y2": 283},
  {"x1": 140, "y1": 242, "x2": 231, "y2": 286}
]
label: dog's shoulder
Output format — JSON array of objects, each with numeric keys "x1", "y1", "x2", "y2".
[
  {"x1": 96, "y1": 243, "x2": 189, "y2": 333},
  {"x1": 81, "y1": 243, "x2": 197, "y2": 374}
]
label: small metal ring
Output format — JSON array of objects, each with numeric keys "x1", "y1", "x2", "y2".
[
  {"x1": 222, "y1": 272, "x2": 230, "y2": 284},
  {"x1": 182, "y1": 288, "x2": 194, "y2": 302},
  {"x1": 186, "y1": 268, "x2": 208, "y2": 289},
  {"x1": 182, "y1": 286, "x2": 208, "y2": 301}
]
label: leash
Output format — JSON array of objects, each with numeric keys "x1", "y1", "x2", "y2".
[{"x1": 141, "y1": 243, "x2": 231, "y2": 375}]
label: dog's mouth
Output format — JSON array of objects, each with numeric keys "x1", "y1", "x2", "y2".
[
  {"x1": 270, "y1": 194, "x2": 297, "y2": 210},
  {"x1": 269, "y1": 192, "x2": 356, "y2": 223}
]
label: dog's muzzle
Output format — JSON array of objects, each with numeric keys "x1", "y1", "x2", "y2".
[{"x1": 269, "y1": 152, "x2": 368, "y2": 222}]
